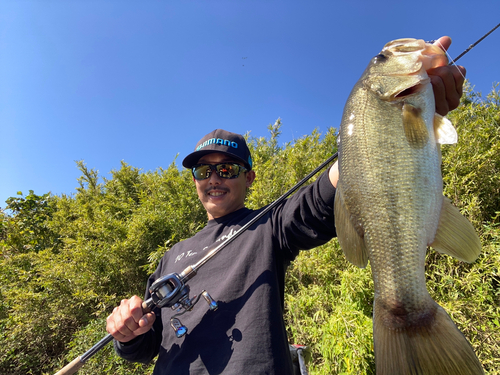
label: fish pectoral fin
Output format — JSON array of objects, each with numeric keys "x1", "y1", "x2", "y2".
[
  {"x1": 402, "y1": 103, "x2": 429, "y2": 147},
  {"x1": 334, "y1": 186, "x2": 368, "y2": 268},
  {"x1": 430, "y1": 197, "x2": 481, "y2": 262},
  {"x1": 434, "y1": 113, "x2": 458, "y2": 144}
]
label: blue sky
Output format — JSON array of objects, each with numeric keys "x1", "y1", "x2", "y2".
[{"x1": 1, "y1": 1, "x2": 499, "y2": 207}]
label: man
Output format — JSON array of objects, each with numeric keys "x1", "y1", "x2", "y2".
[{"x1": 107, "y1": 37, "x2": 465, "y2": 374}]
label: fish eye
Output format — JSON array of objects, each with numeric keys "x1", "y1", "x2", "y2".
[{"x1": 373, "y1": 53, "x2": 387, "y2": 63}]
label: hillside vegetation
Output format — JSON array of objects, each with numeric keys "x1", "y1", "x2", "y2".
[{"x1": 1, "y1": 85, "x2": 499, "y2": 374}]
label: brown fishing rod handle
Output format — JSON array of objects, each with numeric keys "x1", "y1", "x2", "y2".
[
  {"x1": 53, "y1": 299, "x2": 153, "y2": 375},
  {"x1": 53, "y1": 356, "x2": 84, "y2": 375}
]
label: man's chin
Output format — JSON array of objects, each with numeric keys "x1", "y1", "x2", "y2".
[{"x1": 205, "y1": 204, "x2": 228, "y2": 220}]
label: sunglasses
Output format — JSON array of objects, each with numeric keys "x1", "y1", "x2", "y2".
[{"x1": 192, "y1": 163, "x2": 248, "y2": 180}]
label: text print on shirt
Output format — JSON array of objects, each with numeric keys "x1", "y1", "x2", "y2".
[{"x1": 175, "y1": 227, "x2": 240, "y2": 264}]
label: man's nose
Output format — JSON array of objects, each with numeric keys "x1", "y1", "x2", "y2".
[{"x1": 208, "y1": 170, "x2": 222, "y2": 185}]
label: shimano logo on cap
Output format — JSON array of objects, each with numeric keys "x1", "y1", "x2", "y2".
[
  {"x1": 182, "y1": 129, "x2": 252, "y2": 170},
  {"x1": 196, "y1": 138, "x2": 239, "y2": 151}
]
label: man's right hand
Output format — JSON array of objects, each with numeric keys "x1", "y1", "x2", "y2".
[{"x1": 106, "y1": 295, "x2": 156, "y2": 343}]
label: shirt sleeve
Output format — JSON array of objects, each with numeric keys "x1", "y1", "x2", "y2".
[{"x1": 271, "y1": 168, "x2": 336, "y2": 259}]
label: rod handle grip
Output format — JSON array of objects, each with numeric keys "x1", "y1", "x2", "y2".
[{"x1": 54, "y1": 356, "x2": 84, "y2": 375}]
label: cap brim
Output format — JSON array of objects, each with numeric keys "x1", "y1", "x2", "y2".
[{"x1": 182, "y1": 150, "x2": 250, "y2": 169}]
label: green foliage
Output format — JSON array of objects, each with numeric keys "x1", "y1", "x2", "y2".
[
  {"x1": 1, "y1": 190, "x2": 59, "y2": 254},
  {"x1": 285, "y1": 243, "x2": 375, "y2": 374},
  {"x1": 0, "y1": 161, "x2": 204, "y2": 374},
  {"x1": 426, "y1": 221, "x2": 500, "y2": 373},
  {"x1": 0, "y1": 84, "x2": 499, "y2": 374},
  {"x1": 246, "y1": 118, "x2": 337, "y2": 209},
  {"x1": 442, "y1": 83, "x2": 500, "y2": 227}
]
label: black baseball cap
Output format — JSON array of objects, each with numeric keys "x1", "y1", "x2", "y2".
[{"x1": 182, "y1": 129, "x2": 253, "y2": 170}]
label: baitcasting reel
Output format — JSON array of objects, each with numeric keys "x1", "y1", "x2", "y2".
[{"x1": 147, "y1": 273, "x2": 218, "y2": 338}]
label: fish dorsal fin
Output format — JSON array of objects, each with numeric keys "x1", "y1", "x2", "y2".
[
  {"x1": 402, "y1": 103, "x2": 429, "y2": 147},
  {"x1": 334, "y1": 185, "x2": 368, "y2": 268},
  {"x1": 434, "y1": 114, "x2": 458, "y2": 144},
  {"x1": 430, "y1": 197, "x2": 481, "y2": 262}
]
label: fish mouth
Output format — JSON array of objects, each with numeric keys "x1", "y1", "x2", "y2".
[
  {"x1": 390, "y1": 41, "x2": 441, "y2": 99},
  {"x1": 383, "y1": 39, "x2": 447, "y2": 65},
  {"x1": 382, "y1": 38, "x2": 425, "y2": 53},
  {"x1": 382, "y1": 38, "x2": 448, "y2": 73},
  {"x1": 367, "y1": 38, "x2": 447, "y2": 101},
  {"x1": 394, "y1": 82, "x2": 428, "y2": 99},
  {"x1": 393, "y1": 42, "x2": 446, "y2": 98},
  {"x1": 420, "y1": 43, "x2": 448, "y2": 70}
]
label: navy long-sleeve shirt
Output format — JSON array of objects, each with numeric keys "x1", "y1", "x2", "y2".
[{"x1": 115, "y1": 170, "x2": 336, "y2": 374}]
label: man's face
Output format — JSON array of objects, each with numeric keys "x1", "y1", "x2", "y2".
[{"x1": 194, "y1": 152, "x2": 255, "y2": 220}]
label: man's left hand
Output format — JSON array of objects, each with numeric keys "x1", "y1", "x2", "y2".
[{"x1": 428, "y1": 36, "x2": 466, "y2": 116}]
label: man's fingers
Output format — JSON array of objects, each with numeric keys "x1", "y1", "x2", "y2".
[
  {"x1": 428, "y1": 65, "x2": 466, "y2": 116},
  {"x1": 127, "y1": 296, "x2": 146, "y2": 324},
  {"x1": 106, "y1": 312, "x2": 133, "y2": 341},
  {"x1": 454, "y1": 66, "x2": 467, "y2": 92},
  {"x1": 138, "y1": 312, "x2": 156, "y2": 331},
  {"x1": 118, "y1": 297, "x2": 144, "y2": 334},
  {"x1": 106, "y1": 296, "x2": 154, "y2": 342},
  {"x1": 434, "y1": 36, "x2": 452, "y2": 51},
  {"x1": 430, "y1": 73, "x2": 449, "y2": 115}
]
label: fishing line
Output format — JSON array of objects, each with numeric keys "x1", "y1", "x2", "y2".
[
  {"x1": 434, "y1": 39, "x2": 467, "y2": 81},
  {"x1": 428, "y1": 22, "x2": 500, "y2": 80}
]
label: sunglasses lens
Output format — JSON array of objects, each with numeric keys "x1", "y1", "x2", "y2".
[
  {"x1": 216, "y1": 164, "x2": 239, "y2": 179},
  {"x1": 192, "y1": 163, "x2": 245, "y2": 180},
  {"x1": 192, "y1": 165, "x2": 212, "y2": 180}
]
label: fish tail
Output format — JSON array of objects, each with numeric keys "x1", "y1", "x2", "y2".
[{"x1": 373, "y1": 299, "x2": 484, "y2": 375}]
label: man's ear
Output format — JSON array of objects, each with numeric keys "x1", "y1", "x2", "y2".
[{"x1": 246, "y1": 170, "x2": 256, "y2": 188}]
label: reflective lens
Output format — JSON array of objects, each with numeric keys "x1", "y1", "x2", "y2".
[{"x1": 192, "y1": 163, "x2": 247, "y2": 180}]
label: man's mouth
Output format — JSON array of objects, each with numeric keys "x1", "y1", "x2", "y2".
[
  {"x1": 206, "y1": 188, "x2": 229, "y2": 197},
  {"x1": 208, "y1": 191, "x2": 226, "y2": 197}
]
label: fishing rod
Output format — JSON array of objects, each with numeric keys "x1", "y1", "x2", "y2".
[
  {"x1": 450, "y1": 22, "x2": 500, "y2": 64},
  {"x1": 427, "y1": 22, "x2": 500, "y2": 65},
  {"x1": 54, "y1": 152, "x2": 338, "y2": 375}
]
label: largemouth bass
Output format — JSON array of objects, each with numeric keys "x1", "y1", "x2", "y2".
[{"x1": 335, "y1": 38, "x2": 483, "y2": 374}]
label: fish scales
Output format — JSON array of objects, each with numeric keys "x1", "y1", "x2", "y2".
[
  {"x1": 342, "y1": 82, "x2": 440, "y2": 308},
  {"x1": 335, "y1": 38, "x2": 483, "y2": 374}
]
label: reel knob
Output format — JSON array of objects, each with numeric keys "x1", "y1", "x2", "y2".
[
  {"x1": 170, "y1": 318, "x2": 188, "y2": 338},
  {"x1": 202, "y1": 291, "x2": 218, "y2": 311}
]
